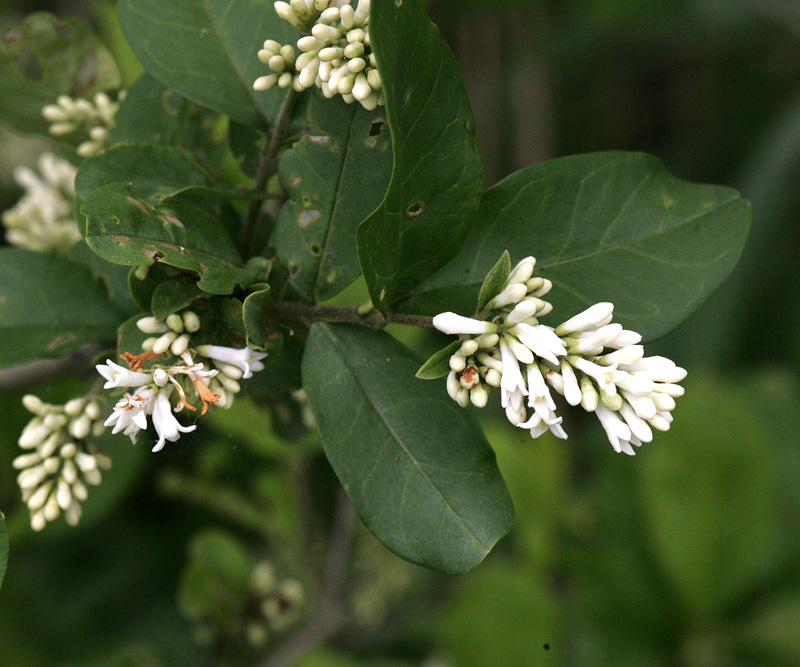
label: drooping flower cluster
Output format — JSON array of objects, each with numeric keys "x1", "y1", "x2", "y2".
[
  {"x1": 13, "y1": 394, "x2": 110, "y2": 531},
  {"x1": 254, "y1": 0, "x2": 383, "y2": 110},
  {"x1": 42, "y1": 91, "x2": 125, "y2": 156},
  {"x1": 433, "y1": 256, "x2": 686, "y2": 455},
  {"x1": 1, "y1": 152, "x2": 80, "y2": 253},
  {"x1": 97, "y1": 310, "x2": 268, "y2": 452}
]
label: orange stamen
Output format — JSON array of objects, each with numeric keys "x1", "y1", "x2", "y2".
[
  {"x1": 121, "y1": 351, "x2": 164, "y2": 372},
  {"x1": 190, "y1": 375, "x2": 221, "y2": 416}
]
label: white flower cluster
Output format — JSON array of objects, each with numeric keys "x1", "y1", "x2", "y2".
[
  {"x1": 254, "y1": 0, "x2": 383, "y2": 110},
  {"x1": 97, "y1": 310, "x2": 268, "y2": 452},
  {"x1": 1, "y1": 152, "x2": 80, "y2": 253},
  {"x1": 433, "y1": 256, "x2": 687, "y2": 455},
  {"x1": 13, "y1": 394, "x2": 110, "y2": 531},
  {"x1": 245, "y1": 561, "x2": 304, "y2": 646},
  {"x1": 42, "y1": 91, "x2": 124, "y2": 156}
]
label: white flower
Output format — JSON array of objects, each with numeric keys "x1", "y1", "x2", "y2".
[
  {"x1": 432, "y1": 312, "x2": 497, "y2": 336},
  {"x1": 511, "y1": 323, "x2": 567, "y2": 366},
  {"x1": 96, "y1": 360, "x2": 152, "y2": 389},
  {"x1": 595, "y1": 403, "x2": 639, "y2": 455},
  {"x1": 518, "y1": 364, "x2": 567, "y2": 439},
  {"x1": 196, "y1": 345, "x2": 268, "y2": 379},
  {"x1": 555, "y1": 302, "x2": 614, "y2": 335},
  {"x1": 104, "y1": 387, "x2": 156, "y2": 442},
  {"x1": 151, "y1": 390, "x2": 196, "y2": 452},
  {"x1": 499, "y1": 339, "x2": 528, "y2": 411}
]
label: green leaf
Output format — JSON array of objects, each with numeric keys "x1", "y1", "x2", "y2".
[
  {"x1": 356, "y1": 0, "x2": 484, "y2": 315},
  {"x1": 75, "y1": 144, "x2": 210, "y2": 203},
  {"x1": 302, "y1": 323, "x2": 513, "y2": 575},
  {"x1": 82, "y1": 183, "x2": 258, "y2": 294},
  {"x1": 415, "y1": 340, "x2": 460, "y2": 380},
  {"x1": 0, "y1": 12, "x2": 120, "y2": 135},
  {"x1": 272, "y1": 92, "x2": 392, "y2": 301},
  {"x1": 0, "y1": 248, "x2": 121, "y2": 369},
  {"x1": 476, "y1": 250, "x2": 510, "y2": 314},
  {"x1": 242, "y1": 286, "x2": 282, "y2": 354},
  {"x1": 637, "y1": 374, "x2": 780, "y2": 619},
  {"x1": 150, "y1": 277, "x2": 205, "y2": 320},
  {"x1": 0, "y1": 511, "x2": 7, "y2": 593},
  {"x1": 117, "y1": 0, "x2": 296, "y2": 128},
  {"x1": 397, "y1": 152, "x2": 751, "y2": 341},
  {"x1": 110, "y1": 73, "x2": 186, "y2": 146}
]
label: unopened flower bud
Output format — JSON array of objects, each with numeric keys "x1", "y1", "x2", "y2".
[
  {"x1": 152, "y1": 331, "x2": 178, "y2": 354},
  {"x1": 69, "y1": 414, "x2": 91, "y2": 440},
  {"x1": 153, "y1": 368, "x2": 169, "y2": 387},
  {"x1": 137, "y1": 316, "x2": 168, "y2": 334},
  {"x1": 470, "y1": 385, "x2": 489, "y2": 408},
  {"x1": 455, "y1": 388, "x2": 470, "y2": 408},
  {"x1": 489, "y1": 283, "x2": 528, "y2": 309}
]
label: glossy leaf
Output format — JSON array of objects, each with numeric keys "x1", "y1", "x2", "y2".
[
  {"x1": 302, "y1": 323, "x2": 513, "y2": 574},
  {"x1": 82, "y1": 183, "x2": 257, "y2": 294},
  {"x1": 416, "y1": 340, "x2": 460, "y2": 380},
  {"x1": 111, "y1": 73, "x2": 186, "y2": 146},
  {"x1": 0, "y1": 511, "x2": 7, "y2": 593},
  {"x1": 476, "y1": 250, "x2": 510, "y2": 314},
  {"x1": 272, "y1": 92, "x2": 392, "y2": 301},
  {"x1": 118, "y1": 0, "x2": 296, "y2": 128},
  {"x1": 0, "y1": 248, "x2": 121, "y2": 369},
  {"x1": 75, "y1": 144, "x2": 209, "y2": 203},
  {"x1": 396, "y1": 152, "x2": 752, "y2": 340},
  {"x1": 0, "y1": 12, "x2": 120, "y2": 135},
  {"x1": 242, "y1": 286, "x2": 282, "y2": 354},
  {"x1": 357, "y1": 0, "x2": 484, "y2": 314}
]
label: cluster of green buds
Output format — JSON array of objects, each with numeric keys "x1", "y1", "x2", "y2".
[
  {"x1": 254, "y1": 0, "x2": 383, "y2": 110},
  {"x1": 14, "y1": 394, "x2": 110, "y2": 531},
  {"x1": 245, "y1": 561, "x2": 305, "y2": 647},
  {"x1": 41, "y1": 91, "x2": 125, "y2": 156}
]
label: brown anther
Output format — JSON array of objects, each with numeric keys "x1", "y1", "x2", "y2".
[
  {"x1": 121, "y1": 351, "x2": 164, "y2": 372},
  {"x1": 460, "y1": 366, "x2": 480, "y2": 389},
  {"x1": 190, "y1": 375, "x2": 221, "y2": 416}
]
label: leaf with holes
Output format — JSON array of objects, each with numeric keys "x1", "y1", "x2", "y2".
[
  {"x1": 356, "y1": 0, "x2": 484, "y2": 315},
  {"x1": 0, "y1": 248, "x2": 122, "y2": 369},
  {"x1": 396, "y1": 152, "x2": 751, "y2": 341},
  {"x1": 302, "y1": 323, "x2": 513, "y2": 574},
  {"x1": 75, "y1": 144, "x2": 210, "y2": 204},
  {"x1": 272, "y1": 92, "x2": 392, "y2": 301},
  {"x1": 0, "y1": 12, "x2": 120, "y2": 135},
  {"x1": 118, "y1": 0, "x2": 296, "y2": 128},
  {"x1": 82, "y1": 183, "x2": 258, "y2": 295}
]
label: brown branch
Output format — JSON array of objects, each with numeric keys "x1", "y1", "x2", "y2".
[
  {"x1": 0, "y1": 343, "x2": 107, "y2": 392},
  {"x1": 271, "y1": 300, "x2": 434, "y2": 329}
]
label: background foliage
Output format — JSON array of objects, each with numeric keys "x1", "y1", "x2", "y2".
[{"x1": 1, "y1": 0, "x2": 800, "y2": 665}]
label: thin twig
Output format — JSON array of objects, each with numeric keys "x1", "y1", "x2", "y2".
[
  {"x1": 260, "y1": 488, "x2": 356, "y2": 667},
  {"x1": 271, "y1": 300, "x2": 434, "y2": 329},
  {"x1": 241, "y1": 88, "x2": 299, "y2": 251},
  {"x1": 0, "y1": 343, "x2": 107, "y2": 392}
]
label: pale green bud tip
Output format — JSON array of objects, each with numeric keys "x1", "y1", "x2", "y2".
[
  {"x1": 183, "y1": 311, "x2": 201, "y2": 332},
  {"x1": 166, "y1": 313, "x2": 184, "y2": 333},
  {"x1": 22, "y1": 394, "x2": 45, "y2": 414}
]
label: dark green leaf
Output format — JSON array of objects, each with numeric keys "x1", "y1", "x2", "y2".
[
  {"x1": 111, "y1": 73, "x2": 186, "y2": 146},
  {"x1": 0, "y1": 511, "x2": 7, "y2": 593},
  {"x1": 82, "y1": 183, "x2": 258, "y2": 295},
  {"x1": 415, "y1": 340, "x2": 460, "y2": 380},
  {"x1": 117, "y1": 0, "x2": 296, "y2": 128},
  {"x1": 0, "y1": 248, "x2": 121, "y2": 369},
  {"x1": 151, "y1": 277, "x2": 205, "y2": 320},
  {"x1": 75, "y1": 144, "x2": 209, "y2": 203},
  {"x1": 476, "y1": 250, "x2": 510, "y2": 314},
  {"x1": 69, "y1": 242, "x2": 139, "y2": 317},
  {"x1": 397, "y1": 152, "x2": 752, "y2": 340},
  {"x1": 242, "y1": 286, "x2": 282, "y2": 354},
  {"x1": 302, "y1": 323, "x2": 513, "y2": 574},
  {"x1": 127, "y1": 263, "x2": 173, "y2": 314},
  {"x1": 356, "y1": 0, "x2": 484, "y2": 315},
  {"x1": 272, "y1": 92, "x2": 392, "y2": 301},
  {"x1": 0, "y1": 13, "x2": 120, "y2": 135}
]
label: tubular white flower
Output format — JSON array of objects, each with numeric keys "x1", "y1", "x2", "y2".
[
  {"x1": 196, "y1": 345, "x2": 268, "y2": 379},
  {"x1": 489, "y1": 283, "x2": 528, "y2": 309},
  {"x1": 595, "y1": 404, "x2": 637, "y2": 455},
  {"x1": 556, "y1": 302, "x2": 615, "y2": 336},
  {"x1": 151, "y1": 390, "x2": 196, "y2": 452},
  {"x1": 96, "y1": 360, "x2": 152, "y2": 389},
  {"x1": 104, "y1": 387, "x2": 156, "y2": 442},
  {"x1": 560, "y1": 360, "x2": 582, "y2": 406},
  {"x1": 499, "y1": 340, "x2": 528, "y2": 409},
  {"x1": 432, "y1": 312, "x2": 497, "y2": 336},
  {"x1": 511, "y1": 323, "x2": 567, "y2": 366}
]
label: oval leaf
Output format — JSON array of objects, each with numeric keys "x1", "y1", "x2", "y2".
[
  {"x1": 356, "y1": 0, "x2": 484, "y2": 314},
  {"x1": 302, "y1": 323, "x2": 513, "y2": 575},
  {"x1": 0, "y1": 248, "x2": 122, "y2": 369},
  {"x1": 0, "y1": 13, "x2": 120, "y2": 135},
  {"x1": 416, "y1": 340, "x2": 460, "y2": 380},
  {"x1": 118, "y1": 0, "x2": 296, "y2": 128},
  {"x1": 397, "y1": 152, "x2": 751, "y2": 340},
  {"x1": 272, "y1": 92, "x2": 392, "y2": 301},
  {"x1": 82, "y1": 183, "x2": 257, "y2": 294}
]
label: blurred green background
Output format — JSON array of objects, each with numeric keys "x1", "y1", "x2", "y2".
[{"x1": 2, "y1": 1, "x2": 800, "y2": 666}]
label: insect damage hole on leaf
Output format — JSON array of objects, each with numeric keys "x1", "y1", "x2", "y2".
[{"x1": 407, "y1": 202, "x2": 424, "y2": 216}]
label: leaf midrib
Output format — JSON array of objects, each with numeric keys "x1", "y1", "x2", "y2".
[{"x1": 317, "y1": 323, "x2": 491, "y2": 552}]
